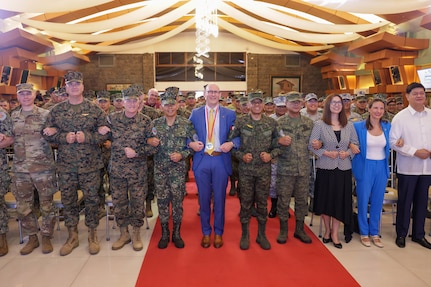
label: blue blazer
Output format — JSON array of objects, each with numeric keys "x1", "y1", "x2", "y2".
[
  {"x1": 189, "y1": 106, "x2": 240, "y2": 175},
  {"x1": 352, "y1": 120, "x2": 391, "y2": 181}
]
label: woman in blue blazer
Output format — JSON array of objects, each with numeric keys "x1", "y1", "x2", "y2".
[{"x1": 352, "y1": 98, "x2": 393, "y2": 248}]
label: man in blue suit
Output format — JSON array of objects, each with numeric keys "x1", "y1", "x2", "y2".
[{"x1": 189, "y1": 83, "x2": 240, "y2": 248}]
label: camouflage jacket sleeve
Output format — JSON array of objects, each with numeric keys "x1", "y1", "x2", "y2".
[
  {"x1": 141, "y1": 114, "x2": 157, "y2": 156},
  {"x1": 228, "y1": 117, "x2": 244, "y2": 161},
  {"x1": 268, "y1": 118, "x2": 281, "y2": 159},
  {"x1": 0, "y1": 108, "x2": 13, "y2": 148}
]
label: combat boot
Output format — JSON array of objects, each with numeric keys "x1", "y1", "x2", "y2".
[
  {"x1": 277, "y1": 220, "x2": 288, "y2": 244},
  {"x1": 88, "y1": 228, "x2": 100, "y2": 255},
  {"x1": 158, "y1": 223, "x2": 170, "y2": 249},
  {"x1": 42, "y1": 236, "x2": 53, "y2": 254},
  {"x1": 228, "y1": 177, "x2": 237, "y2": 196},
  {"x1": 294, "y1": 220, "x2": 312, "y2": 244},
  {"x1": 112, "y1": 227, "x2": 131, "y2": 250},
  {"x1": 172, "y1": 222, "x2": 185, "y2": 248},
  {"x1": 0, "y1": 233, "x2": 8, "y2": 256},
  {"x1": 145, "y1": 198, "x2": 153, "y2": 218},
  {"x1": 256, "y1": 221, "x2": 271, "y2": 250},
  {"x1": 239, "y1": 222, "x2": 250, "y2": 250},
  {"x1": 132, "y1": 226, "x2": 143, "y2": 251},
  {"x1": 20, "y1": 234, "x2": 40, "y2": 255},
  {"x1": 268, "y1": 198, "x2": 278, "y2": 218},
  {"x1": 60, "y1": 226, "x2": 79, "y2": 256}
]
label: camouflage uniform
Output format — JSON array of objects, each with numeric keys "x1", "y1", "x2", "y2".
[
  {"x1": 230, "y1": 114, "x2": 280, "y2": 224},
  {"x1": 107, "y1": 111, "x2": 154, "y2": 228},
  {"x1": 276, "y1": 114, "x2": 313, "y2": 222},
  {"x1": 44, "y1": 99, "x2": 108, "y2": 229},
  {"x1": 151, "y1": 116, "x2": 195, "y2": 224},
  {"x1": 0, "y1": 107, "x2": 13, "y2": 236},
  {"x1": 11, "y1": 106, "x2": 57, "y2": 237},
  {"x1": 140, "y1": 105, "x2": 161, "y2": 208}
]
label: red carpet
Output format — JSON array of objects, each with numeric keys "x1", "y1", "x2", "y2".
[{"x1": 136, "y1": 181, "x2": 359, "y2": 287}]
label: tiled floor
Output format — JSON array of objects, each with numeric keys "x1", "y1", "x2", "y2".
[{"x1": 1, "y1": 200, "x2": 430, "y2": 287}]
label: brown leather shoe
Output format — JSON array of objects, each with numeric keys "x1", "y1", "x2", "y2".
[
  {"x1": 201, "y1": 235, "x2": 210, "y2": 248},
  {"x1": 214, "y1": 235, "x2": 223, "y2": 248}
]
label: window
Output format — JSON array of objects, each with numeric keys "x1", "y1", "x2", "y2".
[{"x1": 155, "y1": 52, "x2": 246, "y2": 82}]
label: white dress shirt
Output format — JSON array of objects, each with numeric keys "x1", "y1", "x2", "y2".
[{"x1": 389, "y1": 105, "x2": 431, "y2": 175}]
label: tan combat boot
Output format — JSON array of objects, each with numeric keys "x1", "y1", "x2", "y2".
[
  {"x1": 20, "y1": 234, "x2": 40, "y2": 255},
  {"x1": 0, "y1": 233, "x2": 8, "y2": 256},
  {"x1": 60, "y1": 226, "x2": 79, "y2": 256},
  {"x1": 145, "y1": 198, "x2": 153, "y2": 218},
  {"x1": 42, "y1": 236, "x2": 53, "y2": 254},
  {"x1": 131, "y1": 226, "x2": 143, "y2": 251},
  {"x1": 88, "y1": 228, "x2": 100, "y2": 255},
  {"x1": 112, "y1": 227, "x2": 131, "y2": 250}
]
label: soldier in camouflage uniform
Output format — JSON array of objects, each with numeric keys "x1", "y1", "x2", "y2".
[
  {"x1": 276, "y1": 92, "x2": 314, "y2": 245},
  {"x1": 229, "y1": 91, "x2": 280, "y2": 250},
  {"x1": 99, "y1": 86, "x2": 154, "y2": 251},
  {"x1": 96, "y1": 90, "x2": 113, "y2": 217},
  {"x1": 0, "y1": 107, "x2": 13, "y2": 256},
  {"x1": 43, "y1": 71, "x2": 109, "y2": 256},
  {"x1": 147, "y1": 87, "x2": 196, "y2": 249},
  {"x1": 10, "y1": 83, "x2": 57, "y2": 255},
  {"x1": 135, "y1": 86, "x2": 162, "y2": 218}
]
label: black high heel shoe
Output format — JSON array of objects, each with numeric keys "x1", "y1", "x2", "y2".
[
  {"x1": 333, "y1": 242, "x2": 343, "y2": 249},
  {"x1": 322, "y1": 236, "x2": 332, "y2": 244}
]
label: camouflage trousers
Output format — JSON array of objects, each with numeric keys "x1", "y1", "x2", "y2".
[
  {"x1": 0, "y1": 170, "x2": 10, "y2": 234},
  {"x1": 58, "y1": 170, "x2": 100, "y2": 229},
  {"x1": 146, "y1": 155, "x2": 155, "y2": 201},
  {"x1": 11, "y1": 171, "x2": 57, "y2": 237},
  {"x1": 110, "y1": 174, "x2": 146, "y2": 228},
  {"x1": 154, "y1": 167, "x2": 185, "y2": 224},
  {"x1": 239, "y1": 172, "x2": 271, "y2": 224},
  {"x1": 276, "y1": 175, "x2": 309, "y2": 222},
  {"x1": 269, "y1": 163, "x2": 277, "y2": 198}
]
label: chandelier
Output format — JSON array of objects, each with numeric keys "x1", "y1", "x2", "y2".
[{"x1": 194, "y1": 0, "x2": 219, "y2": 79}]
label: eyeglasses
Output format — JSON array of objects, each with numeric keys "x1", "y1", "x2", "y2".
[{"x1": 330, "y1": 101, "x2": 342, "y2": 105}]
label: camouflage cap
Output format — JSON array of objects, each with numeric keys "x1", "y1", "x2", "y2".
[
  {"x1": 396, "y1": 97, "x2": 403, "y2": 104},
  {"x1": 129, "y1": 84, "x2": 144, "y2": 93},
  {"x1": 177, "y1": 96, "x2": 186, "y2": 102},
  {"x1": 286, "y1": 91, "x2": 302, "y2": 102},
  {"x1": 373, "y1": 93, "x2": 387, "y2": 101},
  {"x1": 304, "y1": 93, "x2": 318, "y2": 102},
  {"x1": 83, "y1": 89, "x2": 96, "y2": 100},
  {"x1": 248, "y1": 91, "x2": 263, "y2": 102},
  {"x1": 122, "y1": 87, "x2": 140, "y2": 99},
  {"x1": 160, "y1": 92, "x2": 177, "y2": 105},
  {"x1": 341, "y1": 93, "x2": 353, "y2": 100},
  {"x1": 263, "y1": 97, "x2": 274, "y2": 105},
  {"x1": 239, "y1": 96, "x2": 249, "y2": 105},
  {"x1": 187, "y1": 91, "x2": 196, "y2": 99},
  {"x1": 97, "y1": 90, "x2": 111, "y2": 101},
  {"x1": 112, "y1": 93, "x2": 123, "y2": 100},
  {"x1": 165, "y1": 86, "x2": 180, "y2": 97},
  {"x1": 356, "y1": 94, "x2": 367, "y2": 102},
  {"x1": 273, "y1": 96, "x2": 287, "y2": 107},
  {"x1": 64, "y1": 71, "x2": 83, "y2": 83},
  {"x1": 16, "y1": 83, "x2": 34, "y2": 93},
  {"x1": 386, "y1": 97, "x2": 396, "y2": 104}
]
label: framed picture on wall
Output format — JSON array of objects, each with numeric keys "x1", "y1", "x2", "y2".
[
  {"x1": 1, "y1": 66, "x2": 13, "y2": 86},
  {"x1": 373, "y1": 70, "x2": 382, "y2": 85},
  {"x1": 271, "y1": 76, "x2": 300, "y2": 98},
  {"x1": 389, "y1": 66, "x2": 403, "y2": 85},
  {"x1": 337, "y1": 76, "x2": 346, "y2": 90},
  {"x1": 106, "y1": 84, "x2": 131, "y2": 91}
]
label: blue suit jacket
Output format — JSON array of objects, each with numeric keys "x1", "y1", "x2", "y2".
[
  {"x1": 352, "y1": 120, "x2": 391, "y2": 181},
  {"x1": 189, "y1": 106, "x2": 239, "y2": 175}
]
